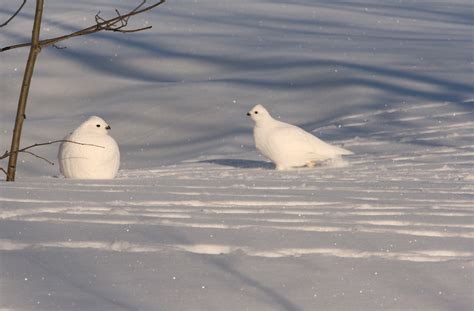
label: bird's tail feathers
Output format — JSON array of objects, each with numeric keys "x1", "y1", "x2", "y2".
[{"x1": 333, "y1": 145, "x2": 353, "y2": 155}]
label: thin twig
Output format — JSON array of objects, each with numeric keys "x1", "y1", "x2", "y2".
[
  {"x1": 52, "y1": 44, "x2": 67, "y2": 50},
  {"x1": 0, "y1": 139, "x2": 105, "y2": 175},
  {"x1": 131, "y1": 0, "x2": 147, "y2": 13},
  {"x1": 0, "y1": 0, "x2": 27, "y2": 28},
  {"x1": 22, "y1": 150, "x2": 55, "y2": 165},
  {"x1": 95, "y1": 11, "x2": 106, "y2": 24},
  {"x1": 111, "y1": 26, "x2": 152, "y2": 33},
  {"x1": 115, "y1": 9, "x2": 125, "y2": 27},
  {"x1": 1, "y1": 0, "x2": 166, "y2": 52},
  {"x1": 19, "y1": 139, "x2": 105, "y2": 154},
  {"x1": 0, "y1": 139, "x2": 105, "y2": 161},
  {"x1": 1, "y1": 139, "x2": 105, "y2": 170}
]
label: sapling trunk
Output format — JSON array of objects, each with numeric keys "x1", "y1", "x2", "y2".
[{"x1": 6, "y1": 0, "x2": 44, "y2": 181}]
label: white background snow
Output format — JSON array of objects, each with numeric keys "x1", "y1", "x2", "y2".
[{"x1": 1, "y1": 0, "x2": 473, "y2": 310}]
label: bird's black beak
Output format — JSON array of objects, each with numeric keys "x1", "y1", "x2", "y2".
[
  {"x1": 106, "y1": 125, "x2": 111, "y2": 130},
  {"x1": 246, "y1": 112, "x2": 251, "y2": 116}
]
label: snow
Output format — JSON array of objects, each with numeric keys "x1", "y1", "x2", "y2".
[{"x1": 1, "y1": 0, "x2": 473, "y2": 310}]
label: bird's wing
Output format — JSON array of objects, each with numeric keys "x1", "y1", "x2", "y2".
[
  {"x1": 268, "y1": 124, "x2": 319, "y2": 153},
  {"x1": 271, "y1": 123, "x2": 352, "y2": 157}
]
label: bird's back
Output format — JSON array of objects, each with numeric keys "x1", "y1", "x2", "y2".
[{"x1": 256, "y1": 119, "x2": 351, "y2": 164}]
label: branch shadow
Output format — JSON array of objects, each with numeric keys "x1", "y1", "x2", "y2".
[
  {"x1": 198, "y1": 158, "x2": 274, "y2": 170},
  {"x1": 2, "y1": 0, "x2": 473, "y2": 173},
  {"x1": 2, "y1": 0, "x2": 471, "y2": 101},
  {"x1": 134, "y1": 223, "x2": 302, "y2": 310},
  {"x1": 210, "y1": 257, "x2": 302, "y2": 311},
  {"x1": 23, "y1": 252, "x2": 137, "y2": 311}
]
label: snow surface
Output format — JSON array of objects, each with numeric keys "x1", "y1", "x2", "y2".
[{"x1": 1, "y1": 0, "x2": 473, "y2": 310}]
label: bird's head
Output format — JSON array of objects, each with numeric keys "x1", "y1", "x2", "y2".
[
  {"x1": 247, "y1": 104, "x2": 271, "y2": 123},
  {"x1": 76, "y1": 116, "x2": 112, "y2": 135}
]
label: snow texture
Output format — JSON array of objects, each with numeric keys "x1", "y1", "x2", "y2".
[
  {"x1": 58, "y1": 116, "x2": 120, "y2": 179},
  {"x1": 1, "y1": 0, "x2": 473, "y2": 310}
]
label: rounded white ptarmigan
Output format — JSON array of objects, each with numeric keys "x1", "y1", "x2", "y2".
[
  {"x1": 58, "y1": 116, "x2": 120, "y2": 179},
  {"x1": 247, "y1": 104, "x2": 353, "y2": 170}
]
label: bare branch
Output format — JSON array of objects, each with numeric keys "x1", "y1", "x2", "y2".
[
  {"x1": 1, "y1": 0, "x2": 166, "y2": 52},
  {"x1": 115, "y1": 9, "x2": 125, "y2": 25},
  {"x1": 111, "y1": 26, "x2": 152, "y2": 33},
  {"x1": 0, "y1": 139, "x2": 105, "y2": 161},
  {"x1": 1, "y1": 139, "x2": 105, "y2": 173},
  {"x1": 5, "y1": 0, "x2": 43, "y2": 181},
  {"x1": 95, "y1": 11, "x2": 106, "y2": 24},
  {"x1": 21, "y1": 140, "x2": 105, "y2": 154},
  {"x1": 0, "y1": 0, "x2": 27, "y2": 28},
  {"x1": 22, "y1": 150, "x2": 55, "y2": 165},
  {"x1": 132, "y1": 0, "x2": 147, "y2": 13}
]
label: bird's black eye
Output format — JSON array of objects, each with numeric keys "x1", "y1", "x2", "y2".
[
  {"x1": 96, "y1": 124, "x2": 101, "y2": 127},
  {"x1": 254, "y1": 111, "x2": 258, "y2": 114}
]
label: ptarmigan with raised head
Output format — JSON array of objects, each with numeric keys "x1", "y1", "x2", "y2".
[
  {"x1": 58, "y1": 116, "x2": 120, "y2": 179},
  {"x1": 247, "y1": 104, "x2": 352, "y2": 170}
]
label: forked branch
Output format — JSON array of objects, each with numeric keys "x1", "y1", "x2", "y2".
[
  {"x1": 0, "y1": 0, "x2": 27, "y2": 28},
  {"x1": 1, "y1": 0, "x2": 165, "y2": 52},
  {"x1": 0, "y1": 139, "x2": 105, "y2": 174}
]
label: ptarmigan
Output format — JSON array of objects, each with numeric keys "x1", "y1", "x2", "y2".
[
  {"x1": 247, "y1": 104, "x2": 353, "y2": 170},
  {"x1": 58, "y1": 116, "x2": 120, "y2": 179}
]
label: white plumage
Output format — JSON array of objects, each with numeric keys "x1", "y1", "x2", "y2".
[
  {"x1": 58, "y1": 116, "x2": 120, "y2": 179},
  {"x1": 247, "y1": 104, "x2": 353, "y2": 170}
]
